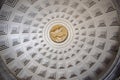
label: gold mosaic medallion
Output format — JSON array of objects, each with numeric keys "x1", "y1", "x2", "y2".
[{"x1": 50, "y1": 24, "x2": 68, "y2": 43}]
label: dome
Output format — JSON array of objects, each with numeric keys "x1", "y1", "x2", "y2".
[{"x1": 0, "y1": 0, "x2": 120, "y2": 80}]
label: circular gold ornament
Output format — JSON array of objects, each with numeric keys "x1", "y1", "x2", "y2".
[{"x1": 49, "y1": 24, "x2": 68, "y2": 43}]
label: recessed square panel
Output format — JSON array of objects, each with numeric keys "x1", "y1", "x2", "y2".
[{"x1": 5, "y1": 0, "x2": 19, "y2": 8}]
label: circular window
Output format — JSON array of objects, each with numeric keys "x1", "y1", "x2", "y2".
[{"x1": 49, "y1": 24, "x2": 68, "y2": 43}]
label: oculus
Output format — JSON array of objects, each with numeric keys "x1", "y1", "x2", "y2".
[{"x1": 49, "y1": 24, "x2": 68, "y2": 43}]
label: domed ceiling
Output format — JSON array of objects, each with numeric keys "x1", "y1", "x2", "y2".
[{"x1": 0, "y1": 0, "x2": 120, "y2": 80}]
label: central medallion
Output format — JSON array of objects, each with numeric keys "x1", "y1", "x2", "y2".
[{"x1": 49, "y1": 24, "x2": 68, "y2": 43}]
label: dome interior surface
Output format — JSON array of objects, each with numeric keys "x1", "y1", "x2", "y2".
[{"x1": 0, "y1": 0, "x2": 120, "y2": 80}]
